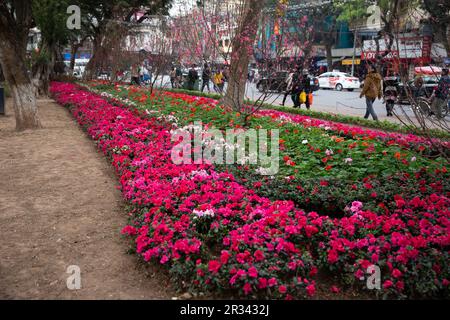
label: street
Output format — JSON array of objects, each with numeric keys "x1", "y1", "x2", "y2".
[{"x1": 153, "y1": 75, "x2": 420, "y2": 123}]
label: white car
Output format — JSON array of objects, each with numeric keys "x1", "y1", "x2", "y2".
[{"x1": 317, "y1": 72, "x2": 361, "y2": 91}]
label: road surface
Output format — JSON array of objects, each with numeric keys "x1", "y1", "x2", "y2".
[{"x1": 152, "y1": 75, "x2": 444, "y2": 125}]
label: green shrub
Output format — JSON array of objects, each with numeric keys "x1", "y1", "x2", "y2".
[{"x1": 161, "y1": 88, "x2": 450, "y2": 140}]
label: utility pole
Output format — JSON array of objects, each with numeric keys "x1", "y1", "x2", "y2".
[{"x1": 351, "y1": 27, "x2": 358, "y2": 76}]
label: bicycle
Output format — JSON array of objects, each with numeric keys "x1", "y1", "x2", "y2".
[{"x1": 414, "y1": 96, "x2": 449, "y2": 118}]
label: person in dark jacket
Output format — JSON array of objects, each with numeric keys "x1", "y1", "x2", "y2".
[
  {"x1": 201, "y1": 63, "x2": 211, "y2": 92},
  {"x1": 301, "y1": 70, "x2": 311, "y2": 110},
  {"x1": 290, "y1": 68, "x2": 303, "y2": 108},
  {"x1": 187, "y1": 64, "x2": 199, "y2": 91},
  {"x1": 431, "y1": 68, "x2": 450, "y2": 118}
]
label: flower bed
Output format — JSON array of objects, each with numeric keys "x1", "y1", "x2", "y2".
[{"x1": 51, "y1": 82, "x2": 449, "y2": 299}]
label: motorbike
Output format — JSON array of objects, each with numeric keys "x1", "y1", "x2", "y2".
[{"x1": 383, "y1": 76, "x2": 399, "y2": 117}]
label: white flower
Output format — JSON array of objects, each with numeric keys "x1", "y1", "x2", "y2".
[
  {"x1": 193, "y1": 209, "x2": 215, "y2": 218},
  {"x1": 411, "y1": 157, "x2": 417, "y2": 162},
  {"x1": 302, "y1": 140, "x2": 308, "y2": 145},
  {"x1": 344, "y1": 158, "x2": 353, "y2": 164}
]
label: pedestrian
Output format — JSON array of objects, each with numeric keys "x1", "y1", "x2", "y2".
[
  {"x1": 248, "y1": 69, "x2": 255, "y2": 83},
  {"x1": 360, "y1": 63, "x2": 382, "y2": 120},
  {"x1": 170, "y1": 67, "x2": 177, "y2": 88},
  {"x1": 412, "y1": 76, "x2": 426, "y2": 99},
  {"x1": 290, "y1": 67, "x2": 303, "y2": 108},
  {"x1": 431, "y1": 68, "x2": 450, "y2": 118},
  {"x1": 139, "y1": 63, "x2": 146, "y2": 84},
  {"x1": 201, "y1": 63, "x2": 211, "y2": 92},
  {"x1": 131, "y1": 63, "x2": 140, "y2": 85},
  {"x1": 213, "y1": 69, "x2": 224, "y2": 93},
  {"x1": 187, "y1": 64, "x2": 199, "y2": 91},
  {"x1": 300, "y1": 70, "x2": 312, "y2": 110},
  {"x1": 281, "y1": 69, "x2": 294, "y2": 106},
  {"x1": 175, "y1": 66, "x2": 182, "y2": 88}
]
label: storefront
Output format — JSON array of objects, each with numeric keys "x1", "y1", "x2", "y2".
[{"x1": 361, "y1": 35, "x2": 433, "y2": 77}]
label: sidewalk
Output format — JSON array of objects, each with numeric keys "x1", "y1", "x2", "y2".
[{"x1": 0, "y1": 98, "x2": 174, "y2": 299}]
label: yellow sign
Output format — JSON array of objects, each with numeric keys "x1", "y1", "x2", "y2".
[{"x1": 342, "y1": 59, "x2": 361, "y2": 65}]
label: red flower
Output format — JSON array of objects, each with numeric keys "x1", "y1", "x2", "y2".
[
  {"x1": 243, "y1": 283, "x2": 252, "y2": 295},
  {"x1": 306, "y1": 284, "x2": 316, "y2": 297},
  {"x1": 258, "y1": 278, "x2": 267, "y2": 289},
  {"x1": 208, "y1": 260, "x2": 221, "y2": 274},
  {"x1": 254, "y1": 250, "x2": 265, "y2": 262},
  {"x1": 268, "y1": 278, "x2": 278, "y2": 287},
  {"x1": 278, "y1": 285, "x2": 287, "y2": 294},
  {"x1": 383, "y1": 280, "x2": 393, "y2": 289},
  {"x1": 248, "y1": 266, "x2": 258, "y2": 278},
  {"x1": 392, "y1": 269, "x2": 402, "y2": 278}
]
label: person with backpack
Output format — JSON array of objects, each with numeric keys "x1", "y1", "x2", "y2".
[
  {"x1": 201, "y1": 63, "x2": 211, "y2": 92},
  {"x1": 360, "y1": 63, "x2": 382, "y2": 120},
  {"x1": 187, "y1": 64, "x2": 199, "y2": 91}
]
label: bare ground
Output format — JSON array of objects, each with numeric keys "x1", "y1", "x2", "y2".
[{"x1": 0, "y1": 98, "x2": 175, "y2": 299}]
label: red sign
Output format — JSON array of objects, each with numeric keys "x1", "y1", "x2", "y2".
[{"x1": 362, "y1": 50, "x2": 399, "y2": 61}]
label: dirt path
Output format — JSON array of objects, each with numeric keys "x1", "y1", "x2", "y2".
[{"x1": 0, "y1": 98, "x2": 174, "y2": 299}]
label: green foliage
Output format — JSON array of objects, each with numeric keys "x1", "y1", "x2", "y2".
[
  {"x1": 334, "y1": 0, "x2": 370, "y2": 22},
  {"x1": 160, "y1": 88, "x2": 450, "y2": 140},
  {"x1": 32, "y1": 0, "x2": 71, "y2": 48}
]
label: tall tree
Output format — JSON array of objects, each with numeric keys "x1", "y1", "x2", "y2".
[
  {"x1": 221, "y1": 0, "x2": 266, "y2": 111},
  {"x1": 0, "y1": 0, "x2": 41, "y2": 130},
  {"x1": 32, "y1": 0, "x2": 70, "y2": 96},
  {"x1": 422, "y1": 0, "x2": 450, "y2": 54},
  {"x1": 81, "y1": 0, "x2": 172, "y2": 79}
]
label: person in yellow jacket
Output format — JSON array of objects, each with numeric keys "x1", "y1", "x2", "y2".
[
  {"x1": 360, "y1": 63, "x2": 382, "y2": 121},
  {"x1": 213, "y1": 70, "x2": 224, "y2": 93}
]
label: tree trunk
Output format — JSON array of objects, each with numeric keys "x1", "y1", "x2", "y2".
[
  {"x1": 69, "y1": 44, "x2": 79, "y2": 75},
  {"x1": 221, "y1": 0, "x2": 265, "y2": 111},
  {"x1": 0, "y1": 32, "x2": 42, "y2": 130},
  {"x1": 325, "y1": 43, "x2": 333, "y2": 72}
]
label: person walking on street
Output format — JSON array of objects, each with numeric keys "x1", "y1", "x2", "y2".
[
  {"x1": 431, "y1": 68, "x2": 450, "y2": 118},
  {"x1": 170, "y1": 67, "x2": 177, "y2": 88},
  {"x1": 175, "y1": 67, "x2": 182, "y2": 88},
  {"x1": 290, "y1": 67, "x2": 303, "y2": 108},
  {"x1": 131, "y1": 63, "x2": 140, "y2": 85},
  {"x1": 300, "y1": 70, "x2": 312, "y2": 110},
  {"x1": 187, "y1": 64, "x2": 199, "y2": 91},
  {"x1": 281, "y1": 69, "x2": 294, "y2": 106},
  {"x1": 213, "y1": 69, "x2": 225, "y2": 93},
  {"x1": 360, "y1": 63, "x2": 382, "y2": 120},
  {"x1": 201, "y1": 63, "x2": 211, "y2": 92}
]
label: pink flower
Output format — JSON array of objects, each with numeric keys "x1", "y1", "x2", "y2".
[
  {"x1": 208, "y1": 260, "x2": 221, "y2": 274},
  {"x1": 278, "y1": 285, "x2": 287, "y2": 294},
  {"x1": 248, "y1": 266, "x2": 258, "y2": 278},
  {"x1": 306, "y1": 284, "x2": 316, "y2": 297},
  {"x1": 383, "y1": 280, "x2": 393, "y2": 289},
  {"x1": 268, "y1": 278, "x2": 278, "y2": 287},
  {"x1": 258, "y1": 278, "x2": 267, "y2": 289},
  {"x1": 392, "y1": 269, "x2": 402, "y2": 278},
  {"x1": 243, "y1": 283, "x2": 252, "y2": 295}
]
